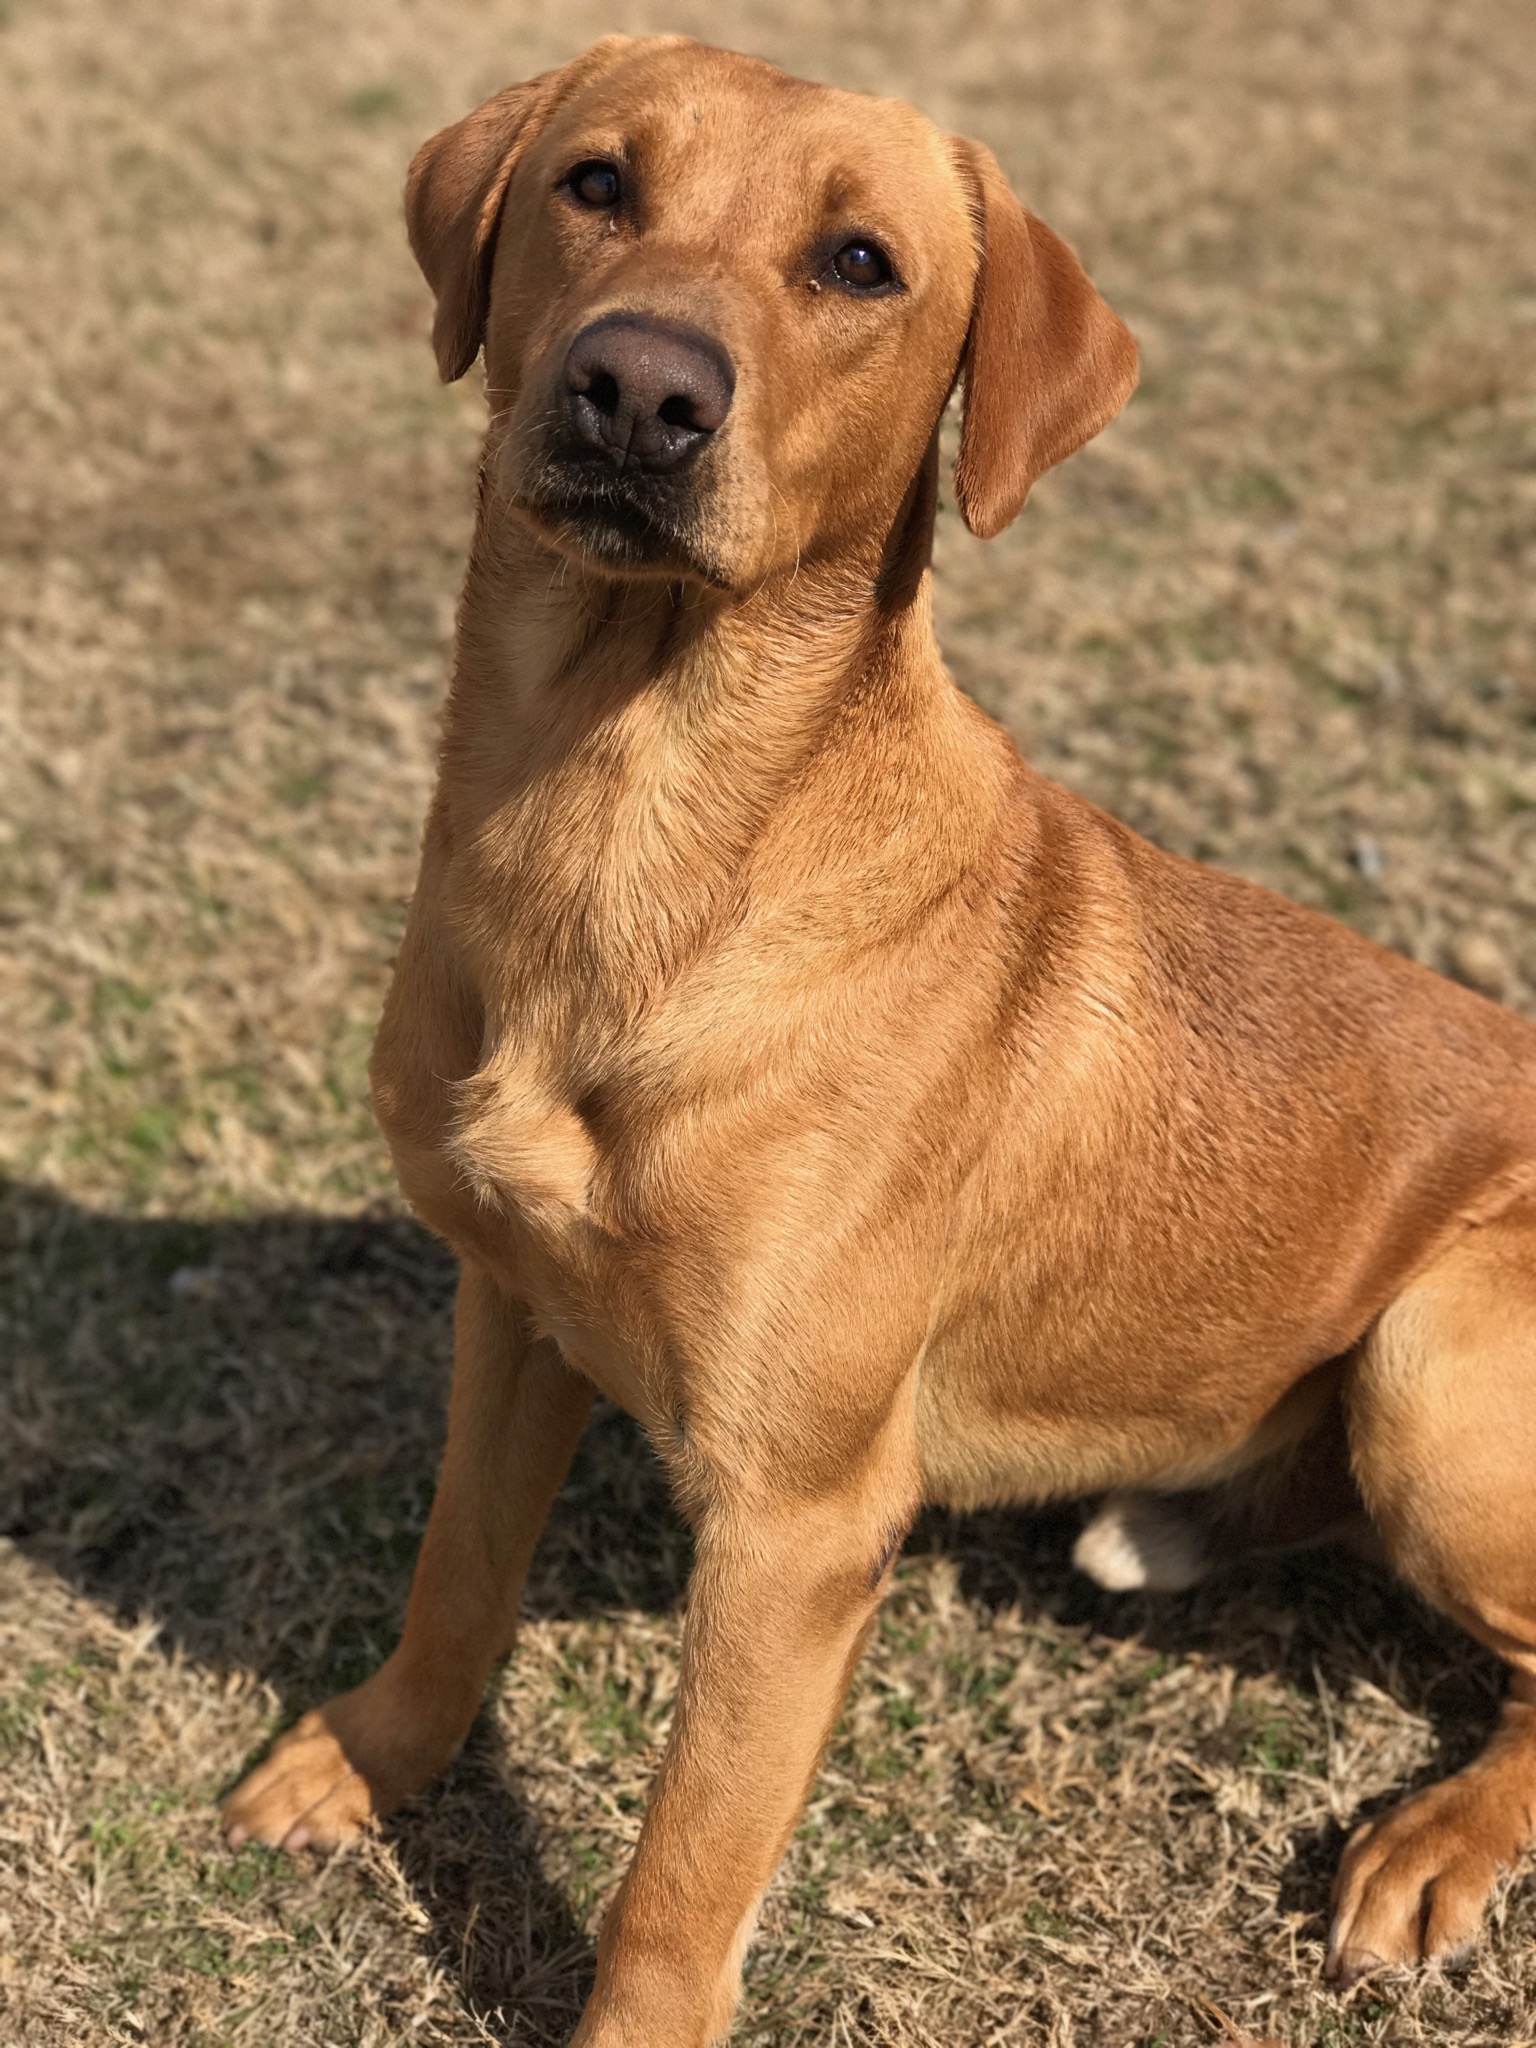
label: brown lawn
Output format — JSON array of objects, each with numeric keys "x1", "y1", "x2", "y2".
[{"x1": 1, "y1": 1, "x2": 1534, "y2": 2041}]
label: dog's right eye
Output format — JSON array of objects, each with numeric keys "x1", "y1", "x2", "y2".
[{"x1": 563, "y1": 160, "x2": 622, "y2": 209}]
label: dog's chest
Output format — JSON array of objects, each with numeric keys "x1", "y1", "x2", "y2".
[
  {"x1": 388, "y1": 1023, "x2": 669, "y2": 1424},
  {"x1": 448, "y1": 1048, "x2": 597, "y2": 1227}
]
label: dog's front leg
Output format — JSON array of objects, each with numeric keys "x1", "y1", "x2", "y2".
[
  {"x1": 223, "y1": 1262, "x2": 594, "y2": 1849},
  {"x1": 573, "y1": 1402, "x2": 920, "y2": 2048}
]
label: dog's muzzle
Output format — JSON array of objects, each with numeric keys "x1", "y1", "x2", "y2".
[
  {"x1": 562, "y1": 313, "x2": 735, "y2": 475},
  {"x1": 524, "y1": 312, "x2": 737, "y2": 577}
]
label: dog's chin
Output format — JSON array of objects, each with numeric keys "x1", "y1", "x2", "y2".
[{"x1": 515, "y1": 466, "x2": 732, "y2": 590}]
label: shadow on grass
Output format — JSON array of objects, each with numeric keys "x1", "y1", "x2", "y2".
[
  {"x1": 385, "y1": 1723, "x2": 595, "y2": 2042},
  {"x1": 0, "y1": 1175, "x2": 1507, "y2": 2014},
  {"x1": 906, "y1": 1500, "x2": 1504, "y2": 1934},
  {"x1": 0, "y1": 1175, "x2": 688, "y2": 2035}
]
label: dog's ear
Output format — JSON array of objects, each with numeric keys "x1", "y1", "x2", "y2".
[
  {"x1": 404, "y1": 39, "x2": 634, "y2": 382},
  {"x1": 950, "y1": 140, "x2": 1139, "y2": 539}
]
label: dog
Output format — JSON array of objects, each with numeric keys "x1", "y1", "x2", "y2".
[{"x1": 222, "y1": 37, "x2": 1536, "y2": 2045}]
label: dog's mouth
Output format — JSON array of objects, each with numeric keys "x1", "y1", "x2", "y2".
[{"x1": 515, "y1": 455, "x2": 731, "y2": 588}]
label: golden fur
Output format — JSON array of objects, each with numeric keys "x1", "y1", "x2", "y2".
[{"x1": 223, "y1": 38, "x2": 1536, "y2": 2043}]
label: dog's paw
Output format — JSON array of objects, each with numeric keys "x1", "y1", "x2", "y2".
[
  {"x1": 1325, "y1": 1776, "x2": 1505, "y2": 1986},
  {"x1": 1072, "y1": 1490, "x2": 1209, "y2": 1592},
  {"x1": 222, "y1": 1706, "x2": 392, "y2": 1854}
]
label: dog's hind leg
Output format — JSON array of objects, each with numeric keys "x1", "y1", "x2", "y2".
[
  {"x1": 1074, "y1": 1380, "x2": 1369, "y2": 1593},
  {"x1": 222, "y1": 1263, "x2": 593, "y2": 1850},
  {"x1": 1326, "y1": 1200, "x2": 1536, "y2": 1985}
]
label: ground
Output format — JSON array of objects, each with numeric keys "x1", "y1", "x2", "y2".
[{"x1": 1, "y1": 0, "x2": 1534, "y2": 2042}]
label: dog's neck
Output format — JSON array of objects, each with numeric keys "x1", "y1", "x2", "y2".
[{"x1": 438, "y1": 511, "x2": 1000, "y2": 1024}]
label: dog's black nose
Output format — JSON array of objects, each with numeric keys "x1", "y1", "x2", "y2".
[{"x1": 564, "y1": 314, "x2": 735, "y2": 474}]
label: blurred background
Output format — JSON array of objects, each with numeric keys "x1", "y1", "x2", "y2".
[{"x1": 1, "y1": 3, "x2": 1532, "y2": 2044}]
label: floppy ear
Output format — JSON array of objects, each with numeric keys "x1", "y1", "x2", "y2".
[
  {"x1": 404, "y1": 39, "x2": 632, "y2": 382},
  {"x1": 950, "y1": 140, "x2": 1139, "y2": 539}
]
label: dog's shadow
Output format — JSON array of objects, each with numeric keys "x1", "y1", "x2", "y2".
[
  {"x1": 0, "y1": 1176, "x2": 685, "y2": 2038},
  {"x1": 907, "y1": 1497, "x2": 1504, "y2": 1933},
  {"x1": 0, "y1": 1177, "x2": 1503, "y2": 2033}
]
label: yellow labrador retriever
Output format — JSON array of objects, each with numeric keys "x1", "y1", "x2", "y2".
[{"x1": 223, "y1": 36, "x2": 1536, "y2": 2044}]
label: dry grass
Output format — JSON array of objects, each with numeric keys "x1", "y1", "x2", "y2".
[{"x1": 2, "y1": 0, "x2": 1535, "y2": 2041}]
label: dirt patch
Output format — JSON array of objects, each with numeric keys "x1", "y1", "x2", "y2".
[{"x1": 1, "y1": 0, "x2": 1533, "y2": 2042}]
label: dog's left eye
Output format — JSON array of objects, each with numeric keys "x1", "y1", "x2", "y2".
[
  {"x1": 564, "y1": 160, "x2": 622, "y2": 209},
  {"x1": 830, "y1": 238, "x2": 895, "y2": 291}
]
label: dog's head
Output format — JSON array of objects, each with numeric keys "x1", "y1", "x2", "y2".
[{"x1": 406, "y1": 37, "x2": 1137, "y2": 592}]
